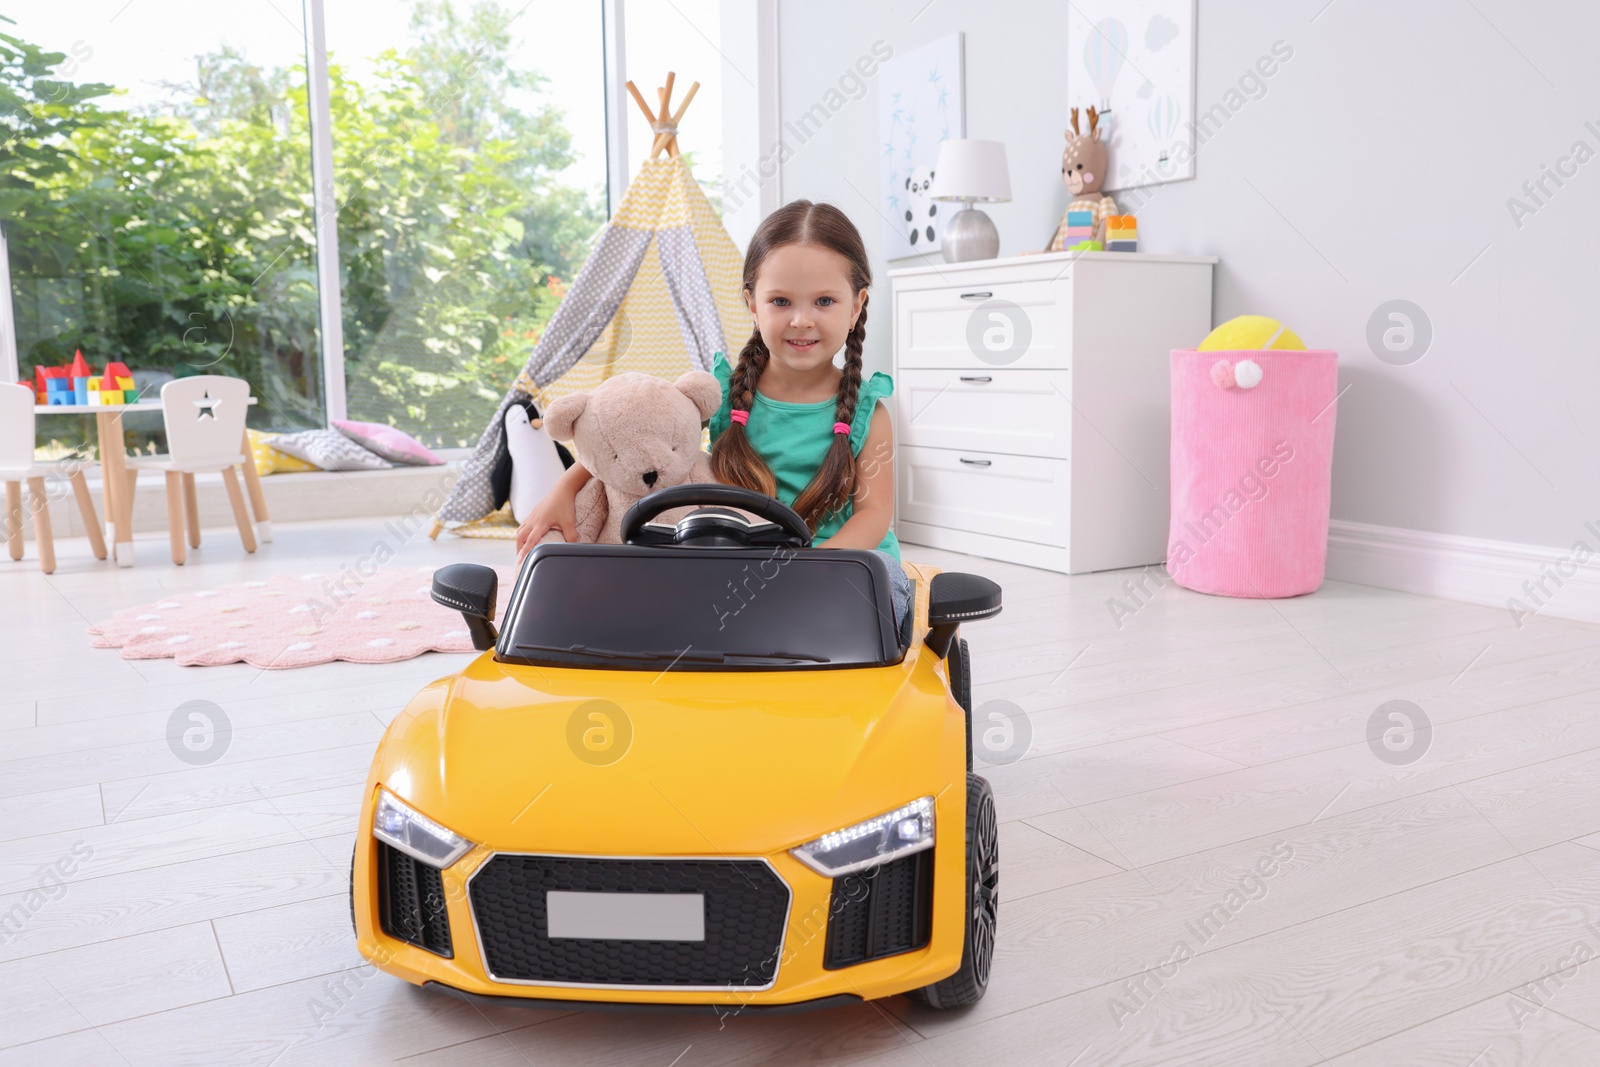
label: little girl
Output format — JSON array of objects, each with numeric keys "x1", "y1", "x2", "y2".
[{"x1": 515, "y1": 199, "x2": 912, "y2": 628}]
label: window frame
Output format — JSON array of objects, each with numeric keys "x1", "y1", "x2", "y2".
[{"x1": 0, "y1": 224, "x2": 16, "y2": 389}]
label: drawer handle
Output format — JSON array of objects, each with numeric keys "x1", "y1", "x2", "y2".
[
  {"x1": 959, "y1": 375, "x2": 993, "y2": 383},
  {"x1": 959, "y1": 457, "x2": 993, "y2": 467},
  {"x1": 958, "y1": 291, "x2": 993, "y2": 300}
]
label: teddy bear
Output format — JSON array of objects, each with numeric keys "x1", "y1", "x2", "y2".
[
  {"x1": 904, "y1": 165, "x2": 938, "y2": 247},
  {"x1": 537, "y1": 369, "x2": 722, "y2": 545}
]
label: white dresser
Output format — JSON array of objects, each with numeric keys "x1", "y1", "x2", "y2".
[{"x1": 888, "y1": 250, "x2": 1215, "y2": 574}]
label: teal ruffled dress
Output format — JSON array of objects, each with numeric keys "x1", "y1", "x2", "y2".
[{"x1": 707, "y1": 351, "x2": 901, "y2": 561}]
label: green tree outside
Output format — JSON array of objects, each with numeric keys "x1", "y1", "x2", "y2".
[{"x1": 1, "y1": 2, "x2": 605, "y2": 456}]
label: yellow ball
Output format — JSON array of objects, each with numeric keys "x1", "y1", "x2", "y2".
[{"x1": 1198, "y1": 315, "x2": 1306, "y2": 351}]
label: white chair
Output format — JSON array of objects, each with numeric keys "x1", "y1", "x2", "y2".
[
  {"x1": 1, "y1": 382, "x2": 107, "y2": 574},
  {"x1": 127, "y1": 376, "x2": 257, "y2": 565}
]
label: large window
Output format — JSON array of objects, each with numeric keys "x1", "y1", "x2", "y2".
[
  {"x1": 3, "y1": 1, "x2": 740, "y2": 457},
  {"x1": 322, "y1": 1, "x2": 607, "y2": 447},
  {"x1": 2, "y1": 3, "x2": 323, "y2": 458}
]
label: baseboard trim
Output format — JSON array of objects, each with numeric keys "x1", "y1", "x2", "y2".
[{"x1": 1326, "y1": 519, "x2": 1600, "y2": 626}]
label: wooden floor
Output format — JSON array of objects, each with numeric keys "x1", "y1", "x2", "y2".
[{"x1": 4, "y1": 518, "x2": 1599, "y2": 1066}]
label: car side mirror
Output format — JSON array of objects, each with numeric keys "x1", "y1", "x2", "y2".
[
  {"x1": 924, "y1": 572, "x2": 1003, "y2": 659},
  {"x1": 431, "y1": 564, "x2": 499, "y2": 651}
]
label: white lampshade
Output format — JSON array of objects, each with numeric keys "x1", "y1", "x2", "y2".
[{"x1": 929, "y1": 139, "x2": 1012, "y2": 203}]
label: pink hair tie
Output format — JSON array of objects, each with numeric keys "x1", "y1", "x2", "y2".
[
  {"x1": 729, "y1": 409, "x2": 749, "y2": 426},
  {"x1": 833, "y1": 421, "x2": 851, "y2": 435}
]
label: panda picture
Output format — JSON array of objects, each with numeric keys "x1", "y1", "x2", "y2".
[{"x1": 904, "y1": 166, "x2": 938, "y2": 246}]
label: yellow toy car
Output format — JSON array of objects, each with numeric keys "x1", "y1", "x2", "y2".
[{"x1": 352, "y1": 484, "x2": 1003, "y2": 1014}]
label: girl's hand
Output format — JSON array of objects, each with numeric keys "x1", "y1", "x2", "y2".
[
  {"x1": 514, "y1": 496, "x2": 576, "y2": 558},
  {"x1": 515, "y1": 461, "x2": 592, "y2": 559}
]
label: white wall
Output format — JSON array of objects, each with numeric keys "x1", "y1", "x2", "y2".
[
  {"x1": 775, "y1": 0, "x2": 1600, "y2": 561},
  {"x1": 719, "y1": 0, "x2": 782, "y2": 252}
]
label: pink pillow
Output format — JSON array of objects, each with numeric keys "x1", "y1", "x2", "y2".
[{"x1": 333, "y1": 419, "x2": 443, "y2": 466}]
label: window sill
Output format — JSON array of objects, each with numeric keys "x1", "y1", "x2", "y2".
[{"x1": 18, "y1": 459, "x2": 465, "y2": 542}]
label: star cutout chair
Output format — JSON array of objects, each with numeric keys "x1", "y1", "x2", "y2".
[
  {"x1": 127, "y1": 376, "x2": 258, "y2": 564},
  {"x1": 193, "y1": 390, "x2": 222, "y2": 419}
]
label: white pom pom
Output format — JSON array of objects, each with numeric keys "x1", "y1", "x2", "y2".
[{"x1": 1234, "y1": 360, "x2": 1263, "y2": 389}]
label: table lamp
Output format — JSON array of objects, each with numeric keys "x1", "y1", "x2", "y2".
[{"x1": 930, "y1": 139, "x2": 1012, "y2": 263}]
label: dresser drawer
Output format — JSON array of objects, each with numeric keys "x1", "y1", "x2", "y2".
[
  {"x1": 896, "y1": 369, "x2": 1071, "y2": 459},
  {"x1": 897, "y1": 445, "x2": 1069, "y2": 548},
  {"x1": 896, "y1": 278, "x2": 1071, "y2": 369}
]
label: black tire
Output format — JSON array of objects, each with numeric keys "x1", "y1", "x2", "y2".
[
  {"x1": 910, "y1": 773, "x2": 998, "y2": 1009},
  {"x1": 349, "y1": 842, "x2": 358, "y2": 937},
  {"x1": 949, "y1": 637, "x2": 973, "y2": 772}
]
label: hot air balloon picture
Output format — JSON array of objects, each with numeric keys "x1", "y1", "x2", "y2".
[
  {"x1": 1082, "y1": 18, "x2": 1128, "y2": 117},
  {"x1": 1149, "y1": 94, "x2": 1181, "y2": 165},
  {"x1": 1067, "y1": 0, "x2": 1196, "y2": 192}
]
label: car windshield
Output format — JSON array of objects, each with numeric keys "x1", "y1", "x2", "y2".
[{"x1": 500, "y1": 550, "x2": 897, "y2": 670}]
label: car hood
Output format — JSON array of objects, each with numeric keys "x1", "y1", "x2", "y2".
[{"x1": 374, "y1": 650, "x2": 953, "y2": 856}]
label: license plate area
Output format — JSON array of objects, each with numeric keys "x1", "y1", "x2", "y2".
[{"x1": 545, "y1": 891, "x2": 706, "y2": 941}]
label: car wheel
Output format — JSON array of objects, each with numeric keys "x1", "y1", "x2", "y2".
[
  {"x1": 910, "y1": 773, "x2": 998, "y2": 1009},
  {"x1": 949, "y1": 637, "x2": 972, "y2": 773}
]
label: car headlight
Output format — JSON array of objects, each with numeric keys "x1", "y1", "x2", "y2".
[
  {"x1": 373, "y1": 787, "x2": 474, "y2": 868},
  {"x1": 790, "y1": 796, "x2": 935, "y2": 877}
]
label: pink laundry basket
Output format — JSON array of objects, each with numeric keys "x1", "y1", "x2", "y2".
[{"x1": 1167, "y1": 349, "x2": 1339, "y2": 598}]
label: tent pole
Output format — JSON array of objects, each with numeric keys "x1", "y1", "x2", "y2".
[
  {"x1": 655, "y1": 87, "x2": 668, "y2": 157},
  {"x1": 626, "y1": 80, "x2": 661, "y2": 161},
  {"x1": 652, "y1": 82, "x2": 699, "y2": 158}
]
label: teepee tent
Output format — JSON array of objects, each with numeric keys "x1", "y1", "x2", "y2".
[{"x1": 433, "y1": 75, "x2": 746, "y2": 534}]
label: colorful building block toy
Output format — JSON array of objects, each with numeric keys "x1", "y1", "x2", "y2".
[
  {"x1": 1105, "y1": 214, "x2": 1138, "y2": 252},
  {"x1": 95, "y1": 367, "x2": 124, "y2": 405},
  {"x1": 70, "y1": 350, "x2": 95, "y2": 404},
  {"x1": 41, "y1": 367, "x2": 71, "y2": 405},
  {"x1": 107, "y1": 361, "x2": 135, "y2": 396},
  {"x1": 1064, "y1": 209, "x2": 1096, "y2": 242}
]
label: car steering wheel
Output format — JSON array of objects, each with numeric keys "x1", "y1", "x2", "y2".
[{"x1": 620, "y1": 484, "x2": 813, "y2": 549}]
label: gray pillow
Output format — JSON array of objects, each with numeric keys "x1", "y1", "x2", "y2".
[{"x1": 265, "y1": 428, "x2": 395, "y2": 471}]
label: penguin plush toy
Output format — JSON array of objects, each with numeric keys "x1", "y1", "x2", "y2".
[{"x1": 489, "y1": 398, "x2": 576, "y2": 524}]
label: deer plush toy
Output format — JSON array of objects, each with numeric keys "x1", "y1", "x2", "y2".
[{"x1": 1046, "y1": 106, "x2": 1120, "y2": 251}]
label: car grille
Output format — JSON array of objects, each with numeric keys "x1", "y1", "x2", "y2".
[
  {"x1": 823, "y1": 850, "x2": 934, "y2": 969},
  {"x1": 377, "y1": 841, "x2": 454, "y2": 958},
  {"x1": 469, "y1": 855, "x2": 791, "y2": 987}
]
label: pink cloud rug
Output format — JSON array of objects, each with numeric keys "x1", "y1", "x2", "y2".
[{"x1": 88, "y1": 565, "x2": 513, "y2": 668}]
